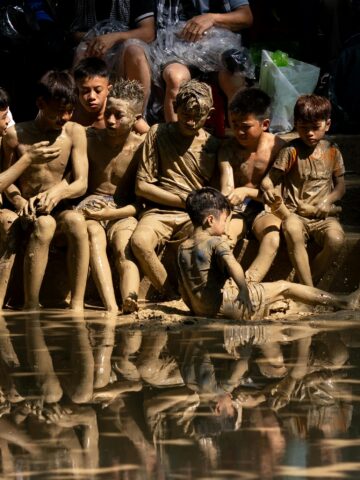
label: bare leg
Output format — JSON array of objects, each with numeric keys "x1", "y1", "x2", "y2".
[
  {"x1": 226, "y1": 217, "x2": 246, "y2": 250},
  {"x1": 282, "y1": 214, "x2": 313, "y2": 286},
  {"x1": 312, "y1": 225, "x2": 345, "y2": 284},
  {"x1": 131, "y1": 225, "x2": 171, "y2": 294},
  {"x1": 247, "y1": 214, "x2": 281, "y2": 282},
  {"x1": 0, "y1": 210, "x2": 18, "y2": 309},
  {"x1": 92, "y1": 315, "x2": 116, "y2": 389},
  {"x1": 87, "y1": 220, "x2": 118, "y2": 313},
  {"x1": 162, "y1": 63, "x2": 191, "y2": 122},
  {"x1": 26, "y1": 313, "x2": 63, "y2": 403},
  {"x1": 112, "y1": 330, "x2": 142, "y2": 381},
  {"x1": 109, "y1": 218, "x2": 139, "y2": 313},
  {"x1": 24, "y1": 215, "x2": 57, "y2": 310},
  {"x1": 262, "y1": 280, "x2": 360, "y2": 311},
  {"x1": 218, "y1": 70, "x2": 246, "y2": 102},
  {"x1": 58, "y1": 210, "x2": 90, "y2": 311}
]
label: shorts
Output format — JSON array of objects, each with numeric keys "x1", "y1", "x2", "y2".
[
  {"x1": 231, "y1": 200, "x2": 266, "y2": 233},
  {"x1": 220, "y1": 278, "x2": 269, "y2": 321},
  {"x1": 294, "y1": 214, "x2": 344, "y2": 246},
  {"x1": 107, "y1": 216, "x2": 138, "y2": 243},
  {"x1": 135, "y1": 211, "x2": 193, "y2": 246}
]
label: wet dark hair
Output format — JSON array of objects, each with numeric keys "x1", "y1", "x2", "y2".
[
  {"x1": 186, "y1": 187, "x2": 231, "y2": 227},
  {"x1": 294, "y1": 94, "x2": 331, "y2": 123},
  {"x1": 108, "y1": 78, "x2": 144, "y2": 114},
  {"x1": 229, "y1": 87, "x2": 271, "y2": 121},
  {"x1": 73, "y1": 56, "x2": 109, "y2": 82},
  {"x1": 36, "y1": 70, "x2": 77, "y2": 106},
  {"x1": 0, "y1": 87, "x2": 9, "y2": 110}
]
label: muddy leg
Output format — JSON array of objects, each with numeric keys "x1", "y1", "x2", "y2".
[
  {"x1": 312, "y1": 224, "x2": 345, "y2": 284},
  {"x1": 0, "y1": 210, "x2": 18, "y2": 309},
  {"x1": 162, "y1": 62, "x2": 191, "y2": 122}
]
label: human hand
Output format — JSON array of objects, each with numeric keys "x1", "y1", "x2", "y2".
[
  {"x1": 14, "y1": 196, "x2": 30, "y2": 216},
  {"x1": 227, "y1": 187, "x2": 249, "y2": 206},
  {"x1": 262, "y1": 188, "x2": 278, "y2": 205},
  {"x1": 314, "y1": 198, "x2": 332, "y2": 218},
  {"x1": 27, "y1": 141, "x2": 61, "y2": 164},
  {"x1": 32, "y1": 188, "x2": 63, "y2": 215},
  {"x1": 235, "y1": 287, "x2": 254, "y2": 320},
  {"x1": 85, "y1": 33, "x2": 119, "y2": 57},
  {"x1": 179, "y1": 14, "x2": 215, "y2": 42},
  {"x1": 82, "y1": 206, "x2": 116, "y2": 221},
  {"x1": 268, "y1": 376, "x2": 296, "y2": 411}
]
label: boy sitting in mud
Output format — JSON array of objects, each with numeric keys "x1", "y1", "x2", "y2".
[
  {"x1": 177, "y1": 187, "x2": 359, "y2": 321},
  {"x1": 76, "y1": 79, "x2": 145, "y2": 313},
  {"x1": 261, "y1": 94, "x2": 346, "y2": 287},
  {"x1": 131, "y1": 80, "x2": 220, "y2": 298},
  {"x1": 219, "y1": 87, "x2": 286, "y2": 282},
  {"x1": 2, "y1": 71, "x2": 89, "y2": 311}
]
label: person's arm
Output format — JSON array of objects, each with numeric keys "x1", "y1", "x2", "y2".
[
  {"x1": 86, "y1": 17, "x2": 155, "y2": 56},
  {"x1": 82, "y1": 202, "x2": 137, "y2": 221},
  {"x1": 219, "y1": 157, "x2": 234, "y2": 197},
  {"x1": 180, "y1": 5, "x2": 253, "y2": 42},
  {"x1": 261, "y1": 168, "x2": 284, "y2": 205},
  {"x1": 36, "y1": 123, "x2": 88, "y2": 214},
  {"x1": 222, "y1": 253, "x2": 253, "y2": 318},
  {"x1": 314, "y1": 174, "x2": 345, "y2": 218},
  {"x1": 135, "y1": 179, "x2": 185, "y2": 208}
]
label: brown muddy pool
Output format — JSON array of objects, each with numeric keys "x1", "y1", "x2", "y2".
[{"x1": 0, "y1": 307, "x2": 360, "y2": 479}]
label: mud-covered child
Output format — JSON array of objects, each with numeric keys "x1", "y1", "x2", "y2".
[
  {"x1": 130, "y1": 79, "x2": 220, "y2": 298},
  {"x1": 76, "y1": 79, "x2": 145, "y2": 314},
  {"x1": 261, "y1": 94, "x2": 346, "y2": 286},
  {"x1": 2, "y1": 71, "x2": 89, "y2": 311},
  {"x1": 219, "y1": 87, "x2": 286, "y2": 282},
  {"x1": 177, "y1": 187, "x2": 359, "y2": 321}
]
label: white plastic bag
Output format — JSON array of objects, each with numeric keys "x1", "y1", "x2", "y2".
[{"x1": 259, "y1": 50, "x2": 320, "y2": 133}]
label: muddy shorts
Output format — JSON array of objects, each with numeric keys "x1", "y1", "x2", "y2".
[
  {"x1": 231, "y1": 200, "x2": 267, "y2": 233},
  {"x1": 75, "y1": 194, "x2": 117, "y2": 229},
  {"x1": 295, "y1": 215, "x2": 344, "y2": 246},
  {"x1": 107, "y1": 216, "x2": 138, "y2": 243},
  {"x1": 136, "y1": 211, "x2": 193, "y2": 246},
  {"x1": 220, "y1": 279, "x2": 270, "y2": 321}
]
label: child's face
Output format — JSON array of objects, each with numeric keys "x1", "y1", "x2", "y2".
[
  {"x1": 39, "y1": 99, "x2": 74, "y2": 130},
  {"x1": 0, "y1": 108, "x2": 10, "y2": 136},
  {"x1": 176, "y1": 104, "x2": 210, "y2": 137},
  {"x1": 77, "y1": 76, "x2": 110, "y2": 114},
  {"x1": 295, "y1": 119, "x2": 330, "y2": 147},
  {"x1": 209, "y1": 210, "x2": 228, "y2": 236},
  {"x1": 104, "y1": 97, "x2": 138, "y2": 136},
  {"x1": 230, "y1": 112, "x2": 269, "y2": 147}
]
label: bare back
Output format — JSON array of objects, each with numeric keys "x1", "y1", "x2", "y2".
[{"x1": 87, "y1": 128, "x2": 145, "y2": 197}]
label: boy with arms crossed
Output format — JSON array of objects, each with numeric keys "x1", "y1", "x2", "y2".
[
  {"x1": 178, "y1": 187, "x2": 359, "y2": 321},
  {"x1": 131, "y1": 80, "x2": 220, "y2": 298},
  {"x1": 261, "y1": 94, "x2": 346, "y2": 286},
  {"x1": 77, "y1": 79, "x2": 145, "y2": 314},
  {"x1": 2, "y1": 71, "x2": 89, "y2": 311},
  {"x1": 219, "y1": 88, "x2": 286, "y2": 282}
]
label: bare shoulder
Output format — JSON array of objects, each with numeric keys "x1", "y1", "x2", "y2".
[
  {"x1": 128, "y1": 130, "x2": 146, "y2": 148},
  {"x1": 3, "y1": 124, "x2": 19, "y2": 148},
  {"x1": 64, "y1": 121, "x2": 86, "y2": 137}
]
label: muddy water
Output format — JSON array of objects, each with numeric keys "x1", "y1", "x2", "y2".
[{"x1": 0, "y1": 307, "x2": 360, "y2": 479}]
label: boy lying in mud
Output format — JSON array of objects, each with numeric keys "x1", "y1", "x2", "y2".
[{"x1": 177, "y1": 187, "x2": 360, "y2": 321}]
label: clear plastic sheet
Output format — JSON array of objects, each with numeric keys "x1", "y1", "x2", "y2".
[{"x1": 150, "y1": 22, "x2": 255, "y2": 86}]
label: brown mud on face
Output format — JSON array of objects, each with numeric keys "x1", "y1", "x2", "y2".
[{"x1": 177, "y1": 80, "x2": 213, "y2": 115}]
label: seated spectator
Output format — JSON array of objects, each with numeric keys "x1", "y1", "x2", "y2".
[{"x1": 151, "y1": 0, "x2": 253, "y2": 122}]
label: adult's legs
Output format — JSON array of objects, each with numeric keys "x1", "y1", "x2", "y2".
[
  {"x1": 247, "y1": 214, "x2": 281, "y2": 282},
  {"x1": 108, "y1": 217, "x2": 139, "y2": 313},
  {"x1": 218, "y1": 70, "x2": 247, "y2": 103},
  {"x1": 57, "y1": 210, "x2": 90, "y2": 311},
  {"x1": 87, "y1": 220, "x2": 118, "y2": 313},
  {"x1": 162, "y1": 62, "x2": 191, "y2": 122},
  {"x1": 282, "y1": 214, "x2": 313, "y2": 286},
  {"x1": 24, "y1": 215, "x2": 57, "y2": 310},
  {"x1": 122, "y1": 44, "x2": 152, "y2": 114},
  {"x1": 0, "y1": 210, "x2": 18, "y2": 309}
]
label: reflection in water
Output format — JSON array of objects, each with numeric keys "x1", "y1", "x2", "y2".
[{"x1": 0, "y1": 309, "x2": 359, "y2": 478}]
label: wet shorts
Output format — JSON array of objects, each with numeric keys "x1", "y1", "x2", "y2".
[
  {"x1": 293, "y1": 214, "x2": 344, "y2": 246},
  {"x1": 220, "y1": 279, "x2": 270, "y2": 321}
]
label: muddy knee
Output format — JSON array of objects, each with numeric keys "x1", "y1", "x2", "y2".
[
  {"x1": 87, "y1": 220, "x2": 106, "y2": 244},
  {"x1": 261, "y1": 231, "x2": 281, "y2": 253},
  {"x1": 283, "y1": 215, "x2": 305, "y2": 244},
  {"x1": 33, "y1": 215, "x2": 57, "y2": 242},
  {"x1": 323, "y1": 229, "x2": 345, "y2": 254},
  {"x1": 131, "y1": 228, "x2": 157, "y2": 259},
  {"x1": 61, "y1": 211, "x2": 88, "y2": 239}
]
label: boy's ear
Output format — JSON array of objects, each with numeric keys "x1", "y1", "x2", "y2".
[
  {"x1": 207, "y1": 107, "x2": 215, "y2": 119},
  {"x1": 325, "y1": 118, "x2": 331, "y2": 131},
  {"x1": 206, "y1": 213, "x2": 215, "y2": 226},
  {"x1": 262, "y1": 118, "x2": 270, "y2": 131}
]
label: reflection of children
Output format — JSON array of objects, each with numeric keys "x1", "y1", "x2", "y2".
[
  {"x1": 261, "y1": 94, "x2": 346, "y2": 286},
  {"x1": 177, "y1": 187, "x2": 360, "y2": 321},
  {"x1": 219, "y1": 87, "x2": 286, "y2": 281}
]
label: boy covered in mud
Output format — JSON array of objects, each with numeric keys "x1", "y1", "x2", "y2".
[
  {"x1": 178, "y1": 187, "x2": 359, "y2": 321},
  {"x1": 0, "y1": 87, "x2": 69, "y2": 309},
  {"x1": 219, "y1": 87, "x2": 286, "y2": 282},
  {"x1": 131, "y1": 80, "x2": 220, "y2": 298},
  {"x1": 261, "y1": 94, "x2": 346, "y2": 286},
  {"x1": 76, "y1": 79, "x2": 145, "y2": 313},
  {"x1": 2, "y1": 71, "x2": 89, "y2": 311}
]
